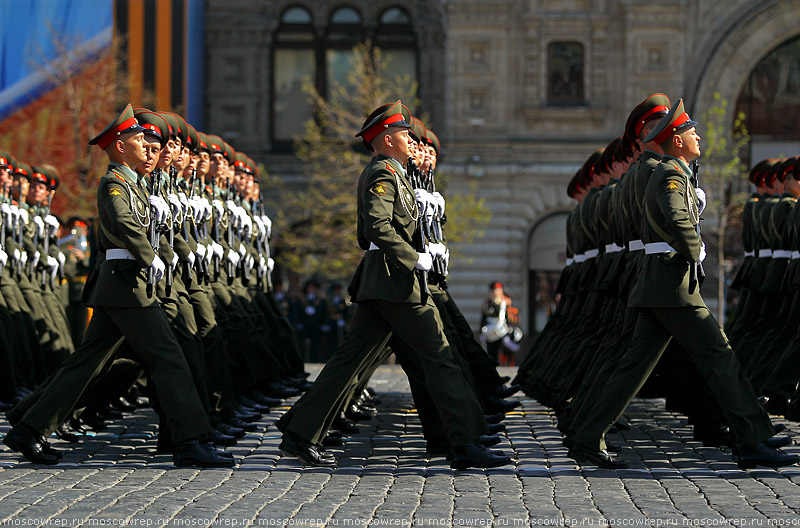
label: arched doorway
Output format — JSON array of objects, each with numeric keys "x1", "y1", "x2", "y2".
[
  {"x1": 527, "y1": 212, "x2": 569, "y2": 336},
  {"x1": 735, "y1": 36, "x2": 800, "y2": 160}
]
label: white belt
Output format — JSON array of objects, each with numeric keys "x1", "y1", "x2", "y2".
[
  {"x1": 744, "y1": 251, "x2": 755, "y2": 257},
  {"x1": 773, "y1": 250, "x2": 792, "y2": 259},
  {"x1": 644, "y1": 242, "x2": 677, "y2": 255},
  {"x1": 793, "y1": 251, "x2": 800, "y2": 260},
  {"x1": 574, "y1": 254, "x2": 587, "y2": 263},
  {"x1": 629, "y1": 239, "x2": 645, "y2": 252},
  {"x1": 566, "y1": 257, "x2": 574, "y2": 266},
  {"x1": 106, "y1": 248, "x2": 136, "y2": 261},
  {"x1": 605, "y1": 243, "x2": 624, "y2": 253},
  {"x1": 584, "y1": 249, "x2": 599, "y2": 260},
  {"x1": 758, "y1": 249, "x2": 773, "y2": 258},
  {"x1": 368, "y1": 242, "x2": 379, "y2": 251}
]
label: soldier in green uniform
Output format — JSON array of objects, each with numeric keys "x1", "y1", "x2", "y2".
[
  {"x1": 277, "y1": 101, "x2": 510, "y2": 470},
  {"x1": 570, "y1": 99, "x2": 796, "y2": 469},
  {"x1": 2, "y1": 104, "x2": 233, "y2": 467}
]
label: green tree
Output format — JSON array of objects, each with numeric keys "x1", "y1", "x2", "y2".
[
  {"x1": 699, "y1": 92, "x2": 750, "y2": 323},
  {"x1": 273, "y1": 42, "x2": 490, "y2": 280}
]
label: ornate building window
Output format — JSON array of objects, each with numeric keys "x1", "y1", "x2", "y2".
[
  {"x1": 547, "y1": 41, "x2": 584, "y2": 106},
  {"x1": 271, "y1": 4, "x2": 418, "y2": 150},
  {"x1": 272, "y1": 6, "x2": 316, "y2": 145},
  {"x1": 375, "y1": 7, "x2": 417, "y2": 83}
]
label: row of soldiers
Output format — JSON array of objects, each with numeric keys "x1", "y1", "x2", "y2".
[
  {"x1": 513, "y1": 94, "x2": 798, "y2": 469},
  {"x1": 277, "y1": 101, "x2": 523, "y2": 470},
  {"x1": 726, "y1": 157, "x2": 800, "y2": 419},
  {"x1": 1, "y1": 104, "x2": 321, "y2": 467}
]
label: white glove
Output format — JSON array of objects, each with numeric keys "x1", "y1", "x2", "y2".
[
  {"x1": 240, "y1": 212, "x2": 253, "y2": 236},
  {"x1": 696, "y1": 187, "x2": 707, "y2": 215},
  {"x1": 699, "y1": 242, "x2": 707, "y2": 263},
  {"x1": 12, "y1": 248, "x2": 20, "y2": 265},
  {"x1": 178, "y1": 193, "x2": 189, "y2": 208},
  {"x1": 226, "y1": 249, "x2": 240, "y2": 268},
  {"x1": 45, "y1": 255, "x2": 58, "y2": 271},
  {"x1": 253, "y1": 216, "x2": 266, "y2": 241},
  {"x1": 0, "y1": 202, "x2": 10, "y2": 217},
  {"x1": 244, "y1": 255, "x2": 254, "y2": 275},
  {"x1": 443, "y1": 248, "x2": 450, "y2": 276},
  {"x1": 431, "y1": 192, "x2": 445, "y2": 216},
  {"x1": 195, "y1": 244, "x2": 206, "y2": 261},
  {"x1": 258, "y1": 256, "x2": 267, "y2": 277},
  {"x1": 45, "y1": 214, "x2": 59, "y2": 236},
  {"x1": 237, "y1": 243, "x2": 246, "y2": 257},
  {"x1": 429, "y1": 242, "x2": 446, "y2": 258},
  {"x1": 31, "y1": 251, "x2": 39, "y2": 268},
  {"x1": 149, "y1": 254, "x2": 165, "y2": 282},
  {"x1": 267, "y1": 257, "x2": 275, "y2": 274},
  {"x1": 184, "y1": 250, "x2": 196, "y2": 268},
  {"x1": 212, "y1": 242, "x2": 223, "y2": 260},
  {"x1": 33, "y1": 215, "x2": 45, "y2": 238},
  {"x1": 0, "y1": 248, "x2": 7, "y2": 268},
  {"x1": 57, "y1": 252, "x2": 66, "y2": 266},
  {"x1": 168, "y1": 193, "x2": 182, "y2": 217},
  {"x1": 212, "y1": 199, "x2": 225, "y2": 218},
  {"x1": 148, "y1": 196, "x2": 169, "y2": 224},
  {"x1": 261, "y1": 215, "x2": 272, "y2": 239},
  {"x1": 171, "y1": 252, "x2": 179, "y2": 272},
  {"x1": 205, "y1": 244, "x2": 214, "y2": 265},
  {"x1": 415, "y1": 252, "x2": 432, "y2": 271},
  {"x1": 226, "y1": 200, "x2": 238, "y2": 214},
  {"x1": 17, "y1": 207, "x2": 28, "y2": 225},
  {"x1": 414, "y1": 188, "x2": 431, "y2": 210}
]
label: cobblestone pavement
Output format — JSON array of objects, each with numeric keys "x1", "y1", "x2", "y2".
[{"x1": 2, "y1": 365, "x2": 800, "y2": 526}]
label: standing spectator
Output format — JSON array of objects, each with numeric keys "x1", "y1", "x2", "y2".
[{"x1": 480, "y1": 281, "x2": 510, "y2": 363}]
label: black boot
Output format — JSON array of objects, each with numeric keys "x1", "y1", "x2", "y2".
[
  {"x1": 3, "y1": 422, "x2": 61, "y2": 465},
  {"x1": 173, "y1": 438, "x2": 235, "y2": 468},
  {"x1": 450, "y1": 440, "x2": 512, "y2": 470}
]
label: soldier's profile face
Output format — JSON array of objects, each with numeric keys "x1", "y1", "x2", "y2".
[{"x1": 28, "y1": 181, "x2": 47, "y2": 204}]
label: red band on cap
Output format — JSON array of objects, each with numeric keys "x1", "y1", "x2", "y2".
[
  {"x1": 234, "y1": 161, "x2": 245, "y2": 168},
  {"x1": 15, "y1": 168, "x2": 28, "y2": 177},
  {"x1": 32, "y1": 172, "x2": 48, "y2": 184},
  {"x1": 97, "y1": 117, "x2": 140, "y2": 150},
  {"x1": 635, "y1": 105, "x2": 669, "y2": 136},
  {"x1": 362, "y1": 113, "x2": 405, "y2": 144},
  {"x1": 143, "y1": 123, "x2": 162, "y2": 136},
  {"x1": 654, "y1": 112, "x2": 691, "y2": 144}
]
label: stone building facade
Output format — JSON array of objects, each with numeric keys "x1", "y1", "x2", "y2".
[{"x1": 205, "y1": 0, "x2": 800, "y2": 333}]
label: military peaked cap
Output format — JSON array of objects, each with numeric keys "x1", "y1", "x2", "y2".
[
  {"x1": 89, "y1": 103, "x2": 145, "y2": 149},
  {"x1": 644, "y1": 98, "x2": 698, "y2": 145},
  {"x1": 356, "y1": 100, "x2": 412, "y2": 151}
]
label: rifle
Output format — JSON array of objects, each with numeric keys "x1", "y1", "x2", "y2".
[
  {"x1": 42, "y1": 190, "x2": 56, "y2": 289},
  {"x1": 180, "y1": 172, "x2": 193, "y2": 287},
  {"x1": 211, "y1": 178, "x2": 221, "y2": 281},
  {"x1": 406, "y1": 158, "x2": 430, "y2": 304},
  {"x1": 688, "y1": 160, "x2": 705, "y2": 293},
  {"x1": 188, "y1": 169, "x2": 208, "y2": 284},
  {"x1": 0, "y1": 183, "x2": 8, "y2": 278},
  {"x1": 146, "y1": 171, "x2": 161, "y2": 298},
  {"x1": 226, "y1": 182, "x2": 236, "y2": 285},
  {"x1": 29, "y1": 200, "x2": 41, "y2": 279},
  {"x1": 165, "y1": 167, "x2": 176, "y2": 296}
]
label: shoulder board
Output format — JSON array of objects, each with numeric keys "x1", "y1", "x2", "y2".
[{"x1": 384, "y1": 162, "x2": 396, "y2": 174}]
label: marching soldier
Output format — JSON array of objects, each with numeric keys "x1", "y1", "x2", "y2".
[
  {"x1": 277, "y1": 101, "x2": 510, "y2": 470},
  {"x1": 569, "y1": 99, "x2": 796, "y2": 470}
]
